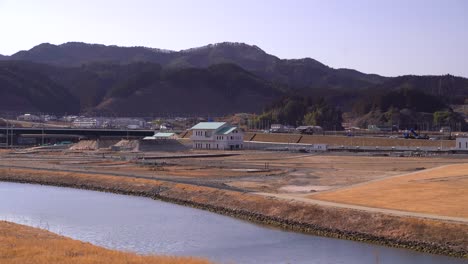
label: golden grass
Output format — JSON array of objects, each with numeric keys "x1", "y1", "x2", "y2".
[
  {"x1": 311, "y1": 163, "x2": 468, "y2": 218},
  {"x1": 0, "y1": 221, "x2": 211, "y2": 264}
]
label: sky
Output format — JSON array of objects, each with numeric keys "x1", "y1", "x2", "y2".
[{"x1": 0, "y1": 0, "x2": 467, "y2": 77}]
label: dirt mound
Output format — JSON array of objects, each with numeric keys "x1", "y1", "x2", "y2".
[
  {"x1": 113, "y1": 140, "x2": 139, "y2": 151},
  {"x1": 69, "y1": 140, "x2": 98, "y2": 150},
  {"x1": 70, "y1": 139, "x2": 120, "y2": 151}
]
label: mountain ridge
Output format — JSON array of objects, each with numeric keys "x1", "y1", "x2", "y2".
[
  {"x1": 3, "y1": 42, "x2": 387, "y2": 89},
  {"x1": 0, "y1": 60, "x2": 281, "y2": 115},
  {"x1": 0, "y1": 42, "x2": 467, "y2": 118}
]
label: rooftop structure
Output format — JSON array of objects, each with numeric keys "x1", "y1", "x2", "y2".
[
  {"x1": 190, "y1": 122, "x2": 226, "y2": 130},
  {"x1": 143, "y1": 132, "x2": 178, "y2": 140}
]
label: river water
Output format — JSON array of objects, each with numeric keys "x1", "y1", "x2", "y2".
[{"x1": 0, "y1": 182, "x2": 464, "y2": 264}]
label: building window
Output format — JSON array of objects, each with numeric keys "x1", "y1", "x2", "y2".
[{"x1": 460, "y1": 142, "x2": 462, "y2": 148}]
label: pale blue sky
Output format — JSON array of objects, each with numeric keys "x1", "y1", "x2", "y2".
[{"x1": 0, "y1": 0, "x2": 467, "y2": 77}]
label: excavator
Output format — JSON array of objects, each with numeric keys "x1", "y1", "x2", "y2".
[{"x1": 403, "y1": 128, "x2": 429, "y2": 139}]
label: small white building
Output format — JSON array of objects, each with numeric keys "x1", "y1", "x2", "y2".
[
  {"x1": 17, "y1": 114, "x2": 41, "y2": 122},
  {"x1": 111, "y1": 118, "x2": 146, "y2": 129},
  {"x1": 190, "y1": 122, "x2": 244, "y2": 150},
  {"x1": 144, "y1": 132, "x2": 178, "y2": 140},
  {"x1": 270, "y1": 124, "x2": 295, "y2": 133},
  {"x1": 72, "y1": 117, "x2": 106, "y2": 128},
  {"x1": 456, "y1": 136, "x2": 468, "y2": 150}
]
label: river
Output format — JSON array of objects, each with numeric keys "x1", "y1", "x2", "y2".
[{"x1": 0, "y1": 182, "x2": 464, "y2": 264}]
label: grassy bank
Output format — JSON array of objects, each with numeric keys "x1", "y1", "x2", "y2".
[
  {"x1": 0, "y1": 221, "x2": 210, "y2": 264},
  {"x1": 0, "y1": 167, "x2": 467, "y2": 258}
]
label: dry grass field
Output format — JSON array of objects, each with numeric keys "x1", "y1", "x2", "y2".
[
  {"x1": 221, "y1": 153, "x2": 468, "y2": 192},
  {"x1": 3, "y1": 150, "x2": 468, "y2": 195},
  {"x1": 311, "y1": 163, "x2": 468, "y2": 218},
  {"x1": 0, "y1": 221, "x2": 210, "y2": 264},
  {"x1": 244, "y1": 132, "x2": 454, "y2": 148}
]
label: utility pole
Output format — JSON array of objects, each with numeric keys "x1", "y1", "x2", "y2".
[
  {"x1": 10, "y1": 123, "x2": 13, "y2": 149},
  {"x1": 5, "y1": 119, "x2": 8, "y2": 148}
]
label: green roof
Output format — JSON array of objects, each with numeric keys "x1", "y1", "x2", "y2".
[
  {"x1": 191, "y1": 122, "x2": 226, "y2": 130},
  {"x1": 216, "y1": 126, "x2": 237, "y2": 135},
  {"x1": 144, "y1": 132, "x2": 176, "y2": 140}
]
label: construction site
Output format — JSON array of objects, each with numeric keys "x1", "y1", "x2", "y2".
[{"x1": 2, "y1": 130, "x2": 468, "y2": 217}]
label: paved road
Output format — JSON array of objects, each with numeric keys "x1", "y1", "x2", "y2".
[{"x1": 255, "y1": 192, "x2": 468, "y2": 224}]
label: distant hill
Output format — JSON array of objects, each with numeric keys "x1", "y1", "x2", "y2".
[
  {"x1": 0, "y1": 61, "x2": 281, "y2": 115},
  {"x1": 0, "y1": 61, "x2": 79, "y2": 113},
  {"x1": 8, "y1": 42, "x2": 176, "y2": 67},
  {"x1": 368, "y1": 75, "x2": 468, "y2": 104},
  {"x1": 350, "y1": 84, "x2": 468, "y2": 130},
  {"x1": 5, "y1": 42, "x2": 387, "y2": 90}
]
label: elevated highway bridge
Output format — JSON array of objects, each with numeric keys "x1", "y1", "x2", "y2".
[{"x1": 0, "y1": 127, "x2": 155, "y2": 146}]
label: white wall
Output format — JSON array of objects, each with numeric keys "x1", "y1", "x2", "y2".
[
  {"x1": 456, "y1": 138, "x2": 468, "y2": 150},
  {"x1": 244, "y1": 141, "x2": 328, "y2": 151},
  {"x1": 192, "y1": 129, "x2": 244, "y2": 150}
]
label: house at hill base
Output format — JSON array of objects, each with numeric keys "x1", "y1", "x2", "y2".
[{"x1": 190, "y1": 122, "x2": 244, "y2": 150}]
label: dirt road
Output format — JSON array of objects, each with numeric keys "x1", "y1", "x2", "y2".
[{"x1": 256, "y1": 192, "x2": 468, "y2": 224}]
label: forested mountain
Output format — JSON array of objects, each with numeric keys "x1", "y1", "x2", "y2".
[
  {"x1": 0, "y1": 42, "x2": 467, "y2": 125},
  {"x1": 4, "y1": 42, "x2": 386, "y2": 90},
  {"x1": 7, "y1": 42, "x2": 175, "y2": 67},
  {"x1": 350, "y1": 87, "x2": 467, "y2": 130},
  {"x1": 368, "y1": 75, "x2": 468, "y2": 104},
  {"x1": 0, "y1": 61, "x2": 281, "y2": 115},
  {"x1": 0, "y1": 61, "x2": 79, "y2": 113}
]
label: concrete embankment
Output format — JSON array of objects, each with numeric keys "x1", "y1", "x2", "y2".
[{"x1": 0, "y1": 167, "x2": 466, "y2": 258}]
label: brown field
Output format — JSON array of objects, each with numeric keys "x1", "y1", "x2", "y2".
[
  {"x1": 0, "y1": 221, "x2": 210, "y2": 264},
  {"x1": 311, "y1": 163, "x2": 468, "y2": 218},
  {"x1": 219, "y1": 153, "x2": 468, "y2": 192},
  {"x1": 3, "y1": 150, "x2": 468, "y2": 195}
]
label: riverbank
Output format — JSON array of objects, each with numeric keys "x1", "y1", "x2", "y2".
[
  {"x1": 0, "y1": 221, "x2": 210, "y2": 264},
  {"x1": 0, "y1": 167, "x2": 467, "y2": 258}
]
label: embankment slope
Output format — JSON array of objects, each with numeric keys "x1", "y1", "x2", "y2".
[{"x1": 0, "y1": 221, "x2": 210, "y2": 264}]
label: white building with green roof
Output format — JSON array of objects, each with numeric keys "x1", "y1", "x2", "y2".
[
  {"x1": 143, "y1": 132, "x2": 178, "y2": 140},
  {"x1": 190, "y1": 122, "x2": 244, "y2": 150}
]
